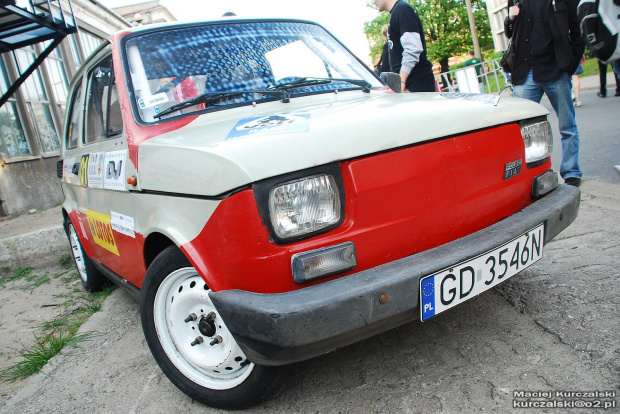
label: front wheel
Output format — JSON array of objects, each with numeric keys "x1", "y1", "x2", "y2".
[
  {"x1": 140, "y1": 246, "x2": 283, "y2": 409},
  {"x1": 66, "y1": 220, "x2": 106, "y2": 292}
]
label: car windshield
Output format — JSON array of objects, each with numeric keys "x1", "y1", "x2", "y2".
[{"x1": 124, "y1": 21, "x2": 383, "y2": 123}]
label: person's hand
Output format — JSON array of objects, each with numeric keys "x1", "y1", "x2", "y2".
[{"x1": 509, "y1": 5, "x2": 520, "y2": 20}]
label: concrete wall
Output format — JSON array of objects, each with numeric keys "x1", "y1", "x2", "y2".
[{"x1": 0, "y1": 157, "x2": 63, "y2": 217}]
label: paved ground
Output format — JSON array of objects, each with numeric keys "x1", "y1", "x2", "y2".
[{"x1": 0, "y1": 179, "x2": 618, "y2": 413}]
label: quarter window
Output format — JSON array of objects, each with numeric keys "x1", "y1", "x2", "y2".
[
  {"x1": 65, "y1": 81, "x2": 83, "y2": 150},
  {"x1": 84, "y1": 56, "x2": 123, "y2": 144}
]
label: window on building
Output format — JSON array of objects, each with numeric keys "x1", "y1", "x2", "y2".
[
  {"x1": 69, "y1": 34, "x2": 82, "y2": 67},
  {"x1": 84, "y1": 56, "x2": 123, "y2": 144},
  {"x1": 13, "y1": 46, "x2": 60, "y2": 154},
  {"x1": 79, "y1": 31, "x2": 104, "y2": 58},
  {"x1": 0, "y1": 60, "x2": 31, "y2": 157},
  {"x1": 43, "y1": 41, "x2": 70, "y2": 116}
]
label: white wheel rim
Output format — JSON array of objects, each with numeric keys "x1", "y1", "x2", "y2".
[
  {"x1": 68, "y1": 224, "x2": 88, "y2": 283},
  {"x1": 153, "y1": 267, "x2": 254, "y2": 390}
]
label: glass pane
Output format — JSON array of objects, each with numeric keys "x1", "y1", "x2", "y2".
[
  {"x1": 45, "y1": 53, "x2": 69, "y2": 104},
  {"x1": 13, "y1": 49, "x2": 49, "y2": 101},
  {"x1": 104, "y1": 79, "x2": 123, "y2": 136},
  {"x1": 0, "y1": 103, "x2": 30, "y2": 157},
  {"x1": 28, "y1": 102, "x2": 59, "y2": 153},
  {"x1": 66, "y1": 81, "x2": 83, "y2": 149},
  {"x1": 79, "y1": 31, "x2": 103, "y2": 58},
  {"x1": 125, "y1": 21, "x2": 381, "y2": 123},
  {"x1": 0, "y1": 60, "x2": 9, "y2": 94},
  {"x1": 85, "y1": 57, "x2": 117, "y2": 143},
  {"x1": 70, "y1": 34, "x2": 82, "y2": 66}
]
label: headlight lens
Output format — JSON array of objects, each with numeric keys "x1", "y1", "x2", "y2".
[
  {"x1": 520, "y1": 120, "x2": 553, "y2": 164},
  {"x1": 269, "y1": 174, "x2": 341, "y2": 239}
]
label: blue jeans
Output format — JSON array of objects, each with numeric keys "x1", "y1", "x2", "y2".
[{"x1": 513, "y1": 70, "x2": 581, "y2": 180}]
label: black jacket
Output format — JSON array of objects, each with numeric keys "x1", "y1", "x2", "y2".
[{"x1": 504, "y1": 0, "x2": 585, "y2": 85}]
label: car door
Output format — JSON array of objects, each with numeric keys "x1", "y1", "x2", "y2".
[{"x1": 64, "y1": 48, "x2": 142, "y2": 281}]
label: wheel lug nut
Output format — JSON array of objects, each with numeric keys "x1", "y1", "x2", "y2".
[
  {"x1": 190, "y1": 336, "x2": 204, "y2": 346},
  {"x1": 202, "y1": 311, "x2": 216, "y2": 322},
  {"x1": 184, "y1": 313, "x2": 197, "y2": 323},
  {"x1": 209, "y1": 335, "x2": 223, "y2": 346}
]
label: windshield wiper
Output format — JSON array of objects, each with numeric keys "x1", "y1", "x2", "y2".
[
  {"x1": 271, "y1": 77, "x2": 372, "y2": 93},
  {"x1": 152, "y1": 89, "x2": 290, "y2": 119}
]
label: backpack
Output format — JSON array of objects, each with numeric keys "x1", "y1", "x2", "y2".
[{"x1": 579, "y1": 0, "x2": 620, "y2": 64}]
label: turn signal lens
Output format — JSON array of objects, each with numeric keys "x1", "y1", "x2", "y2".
[{"x1": 292, "y1": 242, "x2": 356, "y2": 283}]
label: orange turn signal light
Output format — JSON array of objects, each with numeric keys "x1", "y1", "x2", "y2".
[{"x1": 127, "y1": 176, "x2": 137, "y2": 186}]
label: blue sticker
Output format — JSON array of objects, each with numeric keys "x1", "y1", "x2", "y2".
[
  {"x1": 227, "y1": 112, "x2": 310, "y2": 139},
  {"x1": 421, "y1": 277, "x2": 436, "y2": 321}
]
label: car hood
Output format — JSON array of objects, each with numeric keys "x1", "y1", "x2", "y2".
[{"x1": 138, "y1": 91, "x2": 548, "y2": 196}]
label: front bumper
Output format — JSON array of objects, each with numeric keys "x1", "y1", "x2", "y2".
[{"x1": 209, "y1": 184, "x2": 580, "y2": 366}]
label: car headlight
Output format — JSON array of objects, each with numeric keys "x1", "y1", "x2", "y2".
[
  {"x1": 520, "y1": 119, "x2": 553, "y2": 165},
  {"x1": 269, "y1": 174, "x2": 341, "y2": 239}
]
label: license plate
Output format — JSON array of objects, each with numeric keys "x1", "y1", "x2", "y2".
[{"x1": 420, "y1": 223, "x2": 545, "y2": 322}]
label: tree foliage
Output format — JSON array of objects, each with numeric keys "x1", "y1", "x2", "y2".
[{"x1": 364, "y1": 0, "x2": 493, "y2": 66}]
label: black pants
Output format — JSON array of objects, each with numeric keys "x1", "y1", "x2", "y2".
[{"x1": 598, "y1": 60, "x2": 620, "y2": 95}]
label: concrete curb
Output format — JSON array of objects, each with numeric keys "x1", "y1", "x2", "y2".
[{"x1": 0, "y1": 225, "x2": 69, "y2": 270}]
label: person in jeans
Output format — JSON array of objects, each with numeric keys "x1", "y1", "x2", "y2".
[
  {"x1": 597, "y1": 59, "x2": 620, "y2": 98},
  {"x1": 504, "y1": 0, "x2": 585, "y2": 187}
]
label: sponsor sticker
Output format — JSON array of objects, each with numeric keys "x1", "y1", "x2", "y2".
[
  {"x1": 111, "y1": 211, "x2": 135, "y2": 238},
  {"x1": 138, "y1": 93, "x2": 168, "y2": 109},
  {"x1": 87, "y1": 152, "x2": 105, "y2": 189},
  {"x1": 104, "y1": 150, "x2": 127, "y2": 191},
  {"x1": 78, "y1": 212, "x2": 88, "y2": 240},
  {"x1": 79, "y1": 154, "x2": 89, "y2": 186},
  {"x1": 62, "y1": 157, "x2": 76, "y2": 177},
  {"x1": 86, "y1": 209, "x2": 119, "y2": 256},
  {"x1": 227, "y1": 112, "x2": 310, "y2": 139},
  {"x1": 436, "y1": 93, "x2": 498, "y2": 104}
]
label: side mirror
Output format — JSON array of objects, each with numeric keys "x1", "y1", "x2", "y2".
[{"x1": 380, "y1": 72, "x2": 402, "y2": 93}]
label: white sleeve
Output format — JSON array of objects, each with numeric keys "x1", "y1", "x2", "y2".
[{"x1": 400, "y1": 32, "x2": 423, "y2": 74}]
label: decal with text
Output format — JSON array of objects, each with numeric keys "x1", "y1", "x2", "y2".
[
  {"x1": 87, "y1": 152, "x2": 105, "y2": 189},
  {"x1": 227, "y1": 112, "x2": 310, "y2": 139},
  {"x1": 104, "y1": 150, "x2": 127, "y2": 191},
  {"x1": 86, "y1": 209, "x2": 119, "y2": 256},
  {"x1": 111, "y1": 211, "x2": 136, "y2": 238}
]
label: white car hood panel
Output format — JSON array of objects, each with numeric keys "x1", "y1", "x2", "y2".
[{"x1": 138, "y1": 92, "x2": 548, "y2": 196}]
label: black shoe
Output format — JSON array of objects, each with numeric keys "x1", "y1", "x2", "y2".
[
  {"x1": 564, "y1": 177, "x2": 581, "y2": 187},
  {"x1": 615, "y1": 91, "x2": 620, "y2": 97},
  {"x1": 597, "y1": 91, "x2": 606, "y2": 98}
]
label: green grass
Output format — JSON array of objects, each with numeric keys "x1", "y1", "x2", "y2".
[
  {"x1": 0, "y1": 267, "x2": 116, "y2": 383},
  {"x1": 8, "y1": 267, "x2": 34, "y2": 282},
  {"x1": 27, "y1": 274, "x2": 50, "y2": 290},
  {"x1": 57, "y1": 254, "x2": 72, "y2": 267},
  {"x1": 0, "y1": 332, "x2": 91, "y2": 383}
]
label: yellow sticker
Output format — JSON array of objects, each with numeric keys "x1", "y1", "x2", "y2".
[
  {"x1": 80, "y1": 155, "x2": 89, "y2": 186},
  {"x1": 86, "y1": 209, "x2": 120, "y2": 256}
]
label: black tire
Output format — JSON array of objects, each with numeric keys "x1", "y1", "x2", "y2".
[
  {"x1": 66, "y1": 220, "x2": 107, "y2": 292},
  {"x1": 140, "y1": 246, "x2": 284, "y2": 409}
]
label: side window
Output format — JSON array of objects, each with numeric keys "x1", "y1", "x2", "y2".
[
  {"x1": 65, "y1": 80, "x2": 83, "y2": 150},
  {"x1": 84, "y1": 56, "x2": 123, "y2": 144}
]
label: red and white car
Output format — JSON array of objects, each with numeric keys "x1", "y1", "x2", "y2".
[{"x1": 59, "y1": 19, "x2": 580, "y2": 409}]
